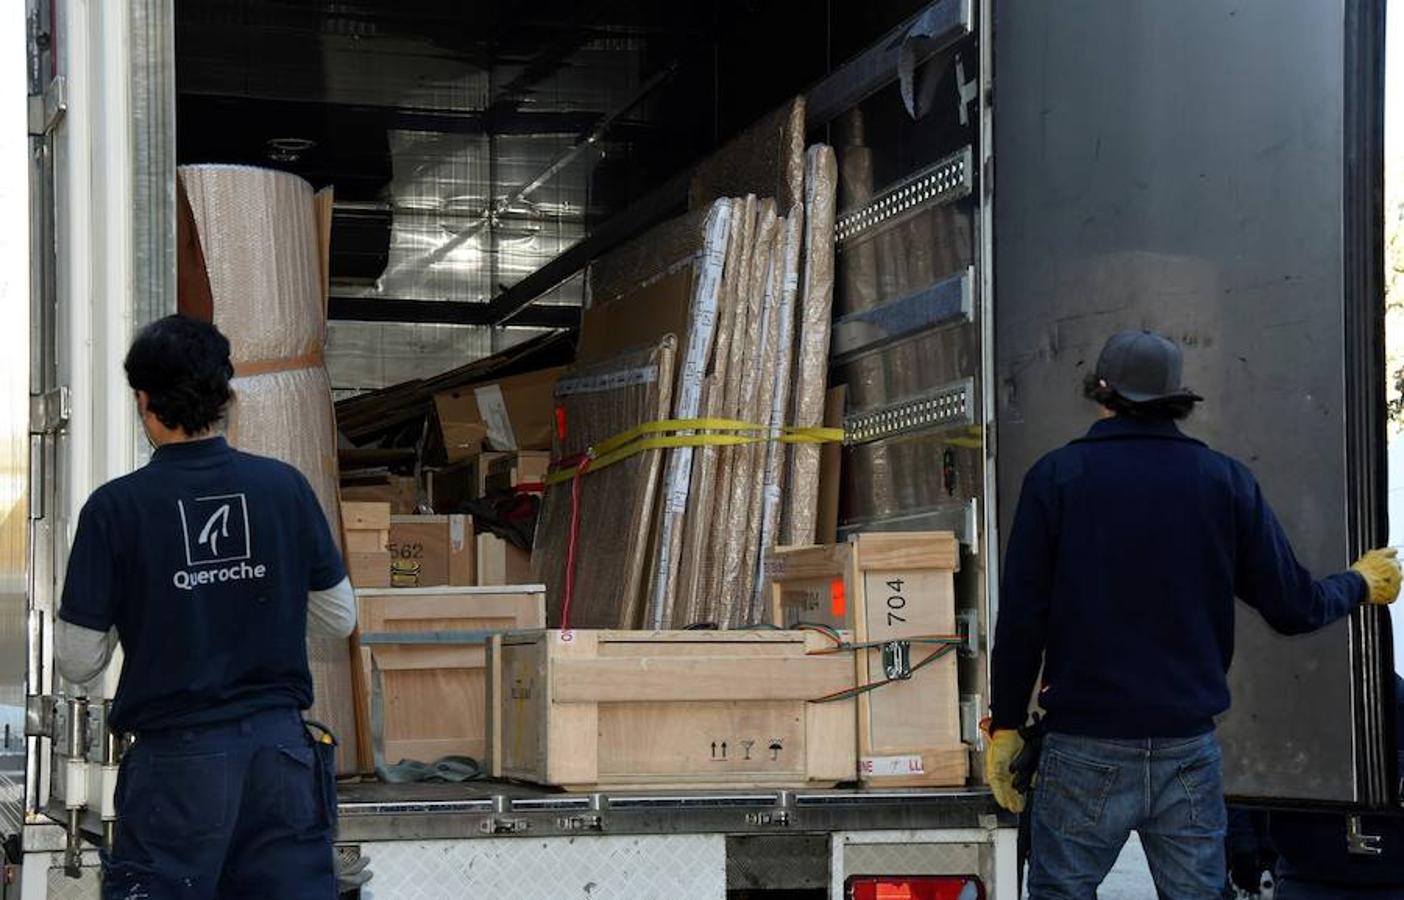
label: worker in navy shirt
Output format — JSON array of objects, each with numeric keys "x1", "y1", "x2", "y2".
[
  {"x1": 985, "y1": 330, "x2": 1401, "y2": 899},
  {"x1": 55, "y1": 315, "x2": 356, "y2": 900}
]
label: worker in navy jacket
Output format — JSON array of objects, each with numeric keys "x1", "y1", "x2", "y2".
[
  {"x1": 985, "y1": 330, "x2": 1401, "y2": 900},
  {"x1": 55, "y1": 316, "x2": 356, "y2": 900}
]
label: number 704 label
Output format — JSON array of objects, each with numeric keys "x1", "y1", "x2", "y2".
[{"x1": 885, "y1": 577, "x2": 906, "y2": 627}]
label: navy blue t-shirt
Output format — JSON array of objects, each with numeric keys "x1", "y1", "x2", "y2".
[{"x1": 58, "y1": 437, "x2": 346, "y2": 734}]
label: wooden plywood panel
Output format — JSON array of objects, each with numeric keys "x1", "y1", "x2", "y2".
[
  {"x1": 380, "y1": 668, "x2": 487, "y2": 763},
  {"x1": 598, "y1": 701, "x2": 806, "y2": 782}
]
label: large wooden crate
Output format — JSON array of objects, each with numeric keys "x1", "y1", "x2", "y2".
[
  {"x1": 766, "y1": 532, "x2": 967, "y2": 788},
  {"x1": 486, "y1": 630, "x2": 856, "y2": 790},
  {"x1": 358, "y1": 586, "x2": 545, "y2": 764}
]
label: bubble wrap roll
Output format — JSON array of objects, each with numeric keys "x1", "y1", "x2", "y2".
[
  {"x1": 180, "y1": 165, "x2": 325, "y2": 363},
  {"x1": 180, "y1": 164, "x2": 360, "y2": 772}
]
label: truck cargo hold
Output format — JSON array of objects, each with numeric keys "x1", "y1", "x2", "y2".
[{"x1": 3, "y1": 0, "x2": 1393, "y2": 898}]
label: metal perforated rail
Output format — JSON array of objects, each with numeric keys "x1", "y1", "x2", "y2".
[
  {"x1": 835, "y1": 147, "x2": 973, "y2": 245},
  {"x1": 843, "y1": 379, "x2": 974, "y2": 445}
]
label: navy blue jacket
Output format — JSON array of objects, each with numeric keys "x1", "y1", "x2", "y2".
[{"x1": 990, "y1": 416, "x2": 1365, "y2": 738}]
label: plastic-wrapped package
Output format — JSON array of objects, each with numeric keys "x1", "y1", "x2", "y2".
[
  {"x1": 642, "y1": 202, "x2": 734, "y2": 629},
  {"x1": 182, "y1": 165, "x2": 324, "y2": 362},
  {"x1": 712, "y1": 203, "x2": 779, "y2": 627},
  {"x1": 689, "y1": 98, "x2": 806, "y2": 213},
  {"x1": 532, "y1": 339, "x2": 676, "y2": 628},
  {"x1": 674, "y1": 197, "x2": 756, "y2": 627},
  {"x1": 179, "y1": 164, "x2": 360, "y2": 772},
  {"x1": 782, "y1": 145, "x2": 838, "y2": 546},
  {"x1": 224, "y1": 368, "x2": 340, "y2": 540},
  {"x1": 750, "y1": 207, "x2": 804, "y2": 621}
]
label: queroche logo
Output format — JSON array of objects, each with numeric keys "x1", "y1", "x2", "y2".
[{"x1": 178, "y1": 494, "x2": 251, "y2": 566}]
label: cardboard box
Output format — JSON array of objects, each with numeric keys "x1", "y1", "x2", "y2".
[
  {"x1": 478, "y1": 533, "x2": 533, "y2": 586},
  {"x1": 579, "y1": 268, "x2": 692, "y2": 365},
  {"x1": 386, "y1": 515, "x2": 474, "y2": 588},
  {"x1": 359, "y1": 586, "x2": 546, "y2": 764},
  {"x1": 433, "y1": 366, "x2": 566, "y2": 463},
  {"x1": 766, "y1": 532, "x2": 967, "y2": 788},
  {"x1": 487, "y1": 629, "x2": 856, "y2": 790}
]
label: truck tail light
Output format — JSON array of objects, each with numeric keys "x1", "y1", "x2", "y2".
[{"x1": 847, "y1": 875, "x2": 986, "y2": 900}]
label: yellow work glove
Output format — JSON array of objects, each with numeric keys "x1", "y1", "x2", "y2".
[
  {"x1": 984, "y1": 728, "x2": 1026, "y2": 814},
  {"x1": 1352, "y1": 547, "x2": 1402, "y2": 605}
]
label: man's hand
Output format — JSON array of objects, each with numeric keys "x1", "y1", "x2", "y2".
[
  {"x1": 1352, "y1": 547, "x2": 1401, "y2": 605},
  {"x1": 337, "y1": 852, "x2": 372, "y2": 896},
  {"x1": 984, "y1": 729, "x2": 1026, "y2": 813}
]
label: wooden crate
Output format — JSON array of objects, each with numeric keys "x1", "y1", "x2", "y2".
[
  {"x1": 387, "y1": 515, "x2": 474, "y2": 587},
  {"x1": 343, "y1": 501, "x2": 392, "y2": 587},
  {"x1": 486, "y1": 629, "x2": 856, "y2": 790},
  {"x1": 478, "y1": 533, "x2": 533, "y2": 586},
  {"x1": 766, "y1": 532, "x2": 967, "y2": 788},
  {"x1": 358, "y1": 586, "x2": 545, "y2": 765}
]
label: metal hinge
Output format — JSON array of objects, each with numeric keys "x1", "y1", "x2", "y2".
[
  {"x1": 480, "y1": 816, "x2": 529, "y2": 835},
  {"x1": 28, "y1": 76, "x2": 66, "y2": 137},
  {"x1": 30, "y1": 386, "x2": 71, "y2": 435},
  {"x1": 881, "y1": 641, "x2": 912, "y2": 680},
  {"x1": 25, "y1": 694, "x2": 57, "y2": 739},
  {"x1": 960, "y1": 694, "x2": 983, "y2": 747},
  {"x1": 1347, "y1": 815, "x2": 1383, "y2": 856},
  {"x1": 556, "y1": 814, "x2": 603, "y2": 833},
  {"x1": 956, "y1": 609, "x2": 980, "y2": 658}
]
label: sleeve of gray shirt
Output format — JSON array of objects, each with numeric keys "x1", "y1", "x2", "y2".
[
  {"x1": 56, "y1": 578, "x2": 357, "y2": 687},
  {"x1": 308, "y1": 576, "x2": 357, "y2": 638},
  {"x1": 54, "y1": 618, "x2": 117, "y2": 687}
]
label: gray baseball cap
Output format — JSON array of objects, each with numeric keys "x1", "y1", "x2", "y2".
[{"x1": 1094, "y1": 330, "x2": 1203, "y2": 403}]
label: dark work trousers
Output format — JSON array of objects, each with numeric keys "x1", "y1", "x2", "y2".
[{"x1": 102, "y1": 706, "x2": 337, "y2": 900}]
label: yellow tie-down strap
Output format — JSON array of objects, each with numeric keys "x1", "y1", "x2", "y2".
[{"x1": 543, "y1": 417, "x2": 846, "y2": 486}]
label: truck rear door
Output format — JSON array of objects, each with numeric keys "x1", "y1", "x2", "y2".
[{"x1": 993, "y1": 0, "x2": 1392, "y2": 806}]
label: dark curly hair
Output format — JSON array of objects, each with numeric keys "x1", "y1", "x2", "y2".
[
  {"x1": 1083, "y1": 371, "x2": 1198, "y2": 421},
  {"x1": 124, "y1": 315, "x2": 235, "y2": 434}
]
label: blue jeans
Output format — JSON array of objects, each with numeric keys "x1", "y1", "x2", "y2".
[
  {"x1": 1027, "y1": 731, "x2": 1226, "y2": 900},
  {"x1": 102, "y1": 706, "x2": 338, "y2": 900}
]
